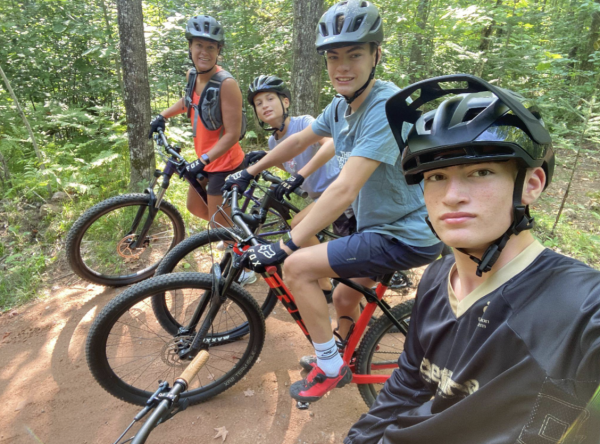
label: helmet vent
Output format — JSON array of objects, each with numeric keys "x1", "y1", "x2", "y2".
[
  {"x1": 204, "y1": 22, "x2": 210, "y2": 33},
  {"x1": 194, "y1": 22, "x2": 201, "y2": 32},
  {"x1": 361, "y1": 1, "x2": 369, "y2": 7},
  {"x1": 320, "y1": 23, "x2": 329, "y2": 37},
  {"x1": 213, "y1": 27, "x2": 220, "y2": 35},
  {"x1": 335, "y1": 14, "x2": 345, "y2": 34},
  {"x1": 352, "y1": 15, "x2": 365, "y2": 32},
  {"x1": 370, "y1": 16, "x2": 381, "y2": 32},
  {"x1": 463, "y1": 107, "x2": 486, "y2": 123}
]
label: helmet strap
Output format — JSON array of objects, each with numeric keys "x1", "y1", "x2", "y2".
[
  {"x1": 254, "y1": 95, "x2": 288, "y2": 135},
  {"x1": 456, "y1": 169, "x2": 535, "y2": 277}
]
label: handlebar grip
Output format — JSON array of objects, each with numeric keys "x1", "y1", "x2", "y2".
[
  {"x1": 196, "y1": 173, "x2": 205, "y2": 182},
  {"x1": 294, "y1": 187, "x2": 309, "y2": 199},
  {"x1": 179, "y1": 350, "x2": 209, "y2": 387},
  {"x1": 261, "y1": 171, "x2": 282, "y2": 184}
]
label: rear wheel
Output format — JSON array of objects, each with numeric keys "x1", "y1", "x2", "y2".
[
  {"x1": 66, "y1": 194, "x2": 185, "y2": 286},
  {"x1": 355, "y1": 299, "x2": 414, "y2": 408},
  {"x1": 86, "y1": 273, "x2": 265, "y2": 406}
]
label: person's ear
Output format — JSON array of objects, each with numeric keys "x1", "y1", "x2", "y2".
[
  {"x1": 522, "y1": 167, "x2": 545, "y2": 205},
  {"x1": 282, "y1": 97, "x2": 290, "y2": 111}
]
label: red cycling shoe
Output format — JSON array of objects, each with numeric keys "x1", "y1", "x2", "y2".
[{"x1": 289, "y1": 363, "x2": 352, "y2": 402}]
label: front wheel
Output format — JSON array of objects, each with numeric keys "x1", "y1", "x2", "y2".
[
  {"x1": 66, "y1": 194, "x2": 185, "y2": 286},
  {"x1": 86, "y1": 273, "x2": 266, "y2": 406},
  {"x1": 154, "y1": 228, "x2": 279, "y2": 333},
  {"x1": 354, "y1": 299, "x2": 414, "y2": 408}
]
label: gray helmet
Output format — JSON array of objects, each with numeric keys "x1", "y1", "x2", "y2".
[
  {"x1": 316, "y1": 0, "x2": 384, "y2": 54},
  {"x1": 247, "y1": 75, "x2": 291, "y2": 106},
  {"x1": 185, "y1": 15, "x2": 225, "y2": 45}
]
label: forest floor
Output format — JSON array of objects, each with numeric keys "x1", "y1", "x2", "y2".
[{"x1": 0, "y1": 147, "x2": 599, "y2": 444}]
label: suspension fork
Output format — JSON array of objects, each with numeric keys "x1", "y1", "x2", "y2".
[{"x1": 129, "y1": 163, "x2": 175, "y2": 249}]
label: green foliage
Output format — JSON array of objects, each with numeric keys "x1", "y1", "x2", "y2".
[{"x1": 0, "y1": 0, "x2": 599, "y2": 310}]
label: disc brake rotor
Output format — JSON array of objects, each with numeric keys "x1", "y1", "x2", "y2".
[
  {"x1": 116, "y1": 234, "x2": 147, "y2": 259},
  {"x1": 160, "y1": 335, "x2": 194, "y2": 367}
]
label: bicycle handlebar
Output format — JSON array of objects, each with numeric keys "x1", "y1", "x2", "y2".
[{"x1": 260, "y1": 171, "x2": 309, "y2": 199}]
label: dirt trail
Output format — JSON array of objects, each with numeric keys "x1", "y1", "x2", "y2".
[{"x1": 0, "y1": 276, "x2": 413, "y2": 444}]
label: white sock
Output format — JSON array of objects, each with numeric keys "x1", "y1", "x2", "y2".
[{"x1": 313, "y1": 337, "x2": 344, "y2": 377}]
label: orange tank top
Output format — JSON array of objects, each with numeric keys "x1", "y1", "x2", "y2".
[{"x1": 190, "y1": 66, "x2": 244, "y2": 173}]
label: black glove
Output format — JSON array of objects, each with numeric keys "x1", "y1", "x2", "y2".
[
  {"x1": 246, "y1": 150, "x2": 268, "y2": 166},
  {"x1": 243, "y1": 241, "x2": 290, "y2": 273},
  {"x1": 221, "y1": 169, "x2": 255, "y2": 193},
  {"x1": 186, "y1": 158, "x2": 206, "y2": 180},
  {"x1": 274, "y1": 174, "x2": 305, "y2": 200},
  {"x1": 149, "y1": 115, "x2": 166, "y2": 139}
]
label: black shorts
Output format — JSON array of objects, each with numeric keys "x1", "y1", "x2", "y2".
[{"x1": 204, "y1": 158, "x2": 246, "y2": 196}]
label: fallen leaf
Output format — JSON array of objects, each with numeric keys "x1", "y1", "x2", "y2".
[
  {"x1": 9, "y1": 311, "x2": 18, "y2": 318},
  {"x1": 256, "y1": 357, "x2": 261, "y2": 364},
  {"x1": 243, "y1": 389, "x2": 255, "y2": 397},
  {"x1": 207, "y1": 373, "x2": 215, "y2": 381},
  {"x1": 2, "y1": 332, "x2": 10, "y2": 339},
  {"x1": 213, "y1": 426, "x2": 228, "y2": 441}
]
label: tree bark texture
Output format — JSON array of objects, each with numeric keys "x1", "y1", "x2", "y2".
[
  {"x1": 579, "y1": 0, "x2": 600, "y2": 76},
  {"x1": 408, "y1": 0, "x2": 431, "y2": 83},
  {"x1": 290, "y1": 0, "x2": 324, "y2": 117},
  {"x1": 116, "y1": 0, "x2": 155, "y2": 190}
]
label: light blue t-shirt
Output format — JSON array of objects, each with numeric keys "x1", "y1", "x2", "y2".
[
  {"x1": 311, "y1": 80, "x2": 438, "y2": 247},
  {"x1": 268, "y1": 115, "x2": 340, "y2": 200}
]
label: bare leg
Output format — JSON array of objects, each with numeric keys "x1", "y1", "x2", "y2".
[
  {"x1": 332, "y1": 277, "x2": 376, "y2": 339},
  {"x1": 290, "y1": 202, "x2": 332, "y2": 292},
  {"x1": 284, "y1": 243, "x2": 342, "y2": 343}
]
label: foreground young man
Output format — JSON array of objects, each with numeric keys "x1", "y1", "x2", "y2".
[
  {"x1": 223, "y1": 1, "x2": 442, "y2": 402},
  {"x1": 346, "y1": 75, "x2": 600, "y2": 443}
]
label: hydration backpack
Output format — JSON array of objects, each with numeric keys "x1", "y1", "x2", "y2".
[{"x1": 184, "y1": 68, "x2": 247, "y2": 140}]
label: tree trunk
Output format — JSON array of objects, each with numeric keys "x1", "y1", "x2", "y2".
[
  {"x1": 408, "y1": 0, "x2": 431, "y2": 83},
  {"x1": 579, "y1": 0, "x2": 600, "y2": 77},
  {"x1": 116, "y1": 0, "x2": 155, "y2": 190},
  {"x1": 290, "y1": 0, "x2": 323, "y2": 117}
]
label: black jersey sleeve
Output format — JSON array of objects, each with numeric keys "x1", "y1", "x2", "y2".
[{"x1": 345, "y1": 262, "x2": 447, "y2": 444}]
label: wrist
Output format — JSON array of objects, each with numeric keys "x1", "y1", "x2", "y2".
[
  {"x1": 201, "y1": 153, "x2": 210, "y2": 165},
  {"x1": 283, "y1": 232, "x2": 300, "y2": 251}
]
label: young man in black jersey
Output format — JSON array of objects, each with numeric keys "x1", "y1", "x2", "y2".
[{"x1": 345, "y1": 75, "x2": 600, "y2": 444}]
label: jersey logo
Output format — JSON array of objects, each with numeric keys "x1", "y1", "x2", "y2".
[
  {"x1": 477, "y1": 301, "x2": 491, "y2": 329},
  {"x1": 420, "y1": 358, "x2": 479, "y2": 399}
]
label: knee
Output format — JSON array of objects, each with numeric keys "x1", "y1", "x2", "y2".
[
  {"x1": 332, "y1": 285, "x2": 361, "y2": 311},
  {"x1": 283, "y1": 254, "x2": 304, "y2": 283}
]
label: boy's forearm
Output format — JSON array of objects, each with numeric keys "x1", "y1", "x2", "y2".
[
  {"x1": 298, "y1": 139, "x2": 335, "y2": 178},
  {"x1": 247, "y1": 134, "x2": 304, "y2": 176}
]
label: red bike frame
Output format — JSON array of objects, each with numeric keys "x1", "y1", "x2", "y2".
[{"x1": 262, "y1": 266, "x2": 397, "y2": 385}]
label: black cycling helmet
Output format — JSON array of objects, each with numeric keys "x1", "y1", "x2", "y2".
[
  {"x1": 316, "y1": 1, "x2": 383, "y2": 106},
  {"x1": 247, "y1": 75, "x2": 292, "y2": 133},
  {"x1": 185, "y1": 15, "x2": 225, "y2": 74},
  {"x1": 385, "y1": 74, "x2": 555, "y2": 276},
  {"x1": 185, "y1": 15, "x2": 225, "y2": 44}
]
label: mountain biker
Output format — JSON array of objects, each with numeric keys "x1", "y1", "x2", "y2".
[
  {"x1": 247, "y1": 74, "x2": 342, "y2": 296},
  {"x1": 148, "y1": 15, "x2": 245, "y2": 230},
  {"x1": 223, "y1": 0, "x2": 443, "y2": 402},
  {"x1": 345, "y1": 75, "x2": 600, "y2": 443}
]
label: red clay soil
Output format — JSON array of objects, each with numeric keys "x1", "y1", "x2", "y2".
[{"x1": 0, "y1": 276, "x2": 417, "y2": 444}]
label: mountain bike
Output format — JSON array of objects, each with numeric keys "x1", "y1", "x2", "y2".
[
  {"x1": 65, "y1": 129, "x2": 307, "y2": 287},
  {"x1": 86, "y1": 187, "x2": 414, "y2": 443},
  {"x1": 151, "y1": 171, "x2": 416, "y2": 329}
]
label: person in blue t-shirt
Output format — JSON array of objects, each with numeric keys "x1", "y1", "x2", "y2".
[
  {"x1": 247, "y1": 74, "x2": 339, "y2": 295},
  {"x1": 223, "y1": 0, "x2": 443, "y2": 402}
]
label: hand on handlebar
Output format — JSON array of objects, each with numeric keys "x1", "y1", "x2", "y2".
[
  {"x1": 221, "y1": 169, "x2": 255, "y2": 193},
  {"x1": 274, "y1": 174, "x2": 305, "y2": 201},
  {"x1": 242, "y1": 241, "x2": 290, "y2": 273},
  {"x1": 245, "y1": 150, "x2": 268, "y2": 166},
  {"x1": 186, "y1": 158, "x2": 207, "y2": 181},
  {"x1": 148, "y1": 115, "x2": 166, "y2": 139}
]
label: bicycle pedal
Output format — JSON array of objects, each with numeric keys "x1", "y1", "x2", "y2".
[{"x1": 296, "y1": 401, "x2": 310, "y2": 410}]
